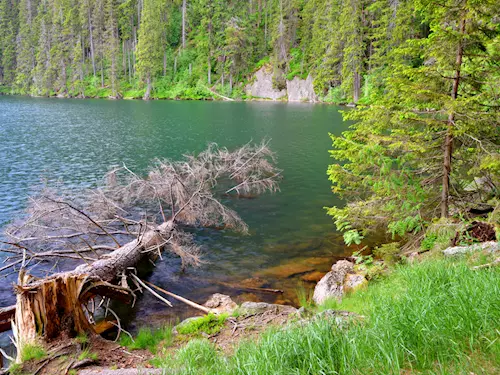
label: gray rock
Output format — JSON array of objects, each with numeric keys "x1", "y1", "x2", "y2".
[
  {"x1": 344, "y1": 273, "x2": 367, "y2": 291},
  {"x1": 313, "y1": 260, "x2": 355, "y2": 304},
  {"x1": 203, "y1": 293, "x2": 238, "y2": 314},
  {"x1": 239, "y1": 302, "x2": 297, "y2": 316},
  {"x1": 442, "y1": 241, "x2": 499, "y2": 256},
  {"x1": 286, "y1": 74, "x2": 317, "y2": 102},
  {"x1": 245, "y1": 67, "x2": 286, "y2": 100}
]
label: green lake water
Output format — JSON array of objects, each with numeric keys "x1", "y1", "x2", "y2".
[{"x1": 0, "y1": 96, "x2": 350, "y2": 328}]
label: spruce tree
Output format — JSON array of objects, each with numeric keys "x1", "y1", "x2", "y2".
[{"x1": 327, "y1": 0, "x2": 500, "y2": 239}]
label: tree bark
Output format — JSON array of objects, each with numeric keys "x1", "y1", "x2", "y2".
[
  {"x1": 441, "y1": 15, "x2": 466, "y2": 218},
  {"x1": 144, "y1": 73, "x2": 152, "y2": 100},
  {"x1": 182, "y1": 0, "x2": 187, "y2": 49},
  {"x1": 88, "y1": 6, "x2": 96, "y2": 77}
]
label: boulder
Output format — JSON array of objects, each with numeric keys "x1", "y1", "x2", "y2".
[
  {"x1": 245, "y1": 67, "x2": 286, "y2": 100},
  {"x1": 312, "y1": 260, "x2": 354, "y2": 304},
  {"x1": 344, "y1": 273, "x2": 368, "y2": 292},
  {"x1": 442, "y1": 241, "x2": 499, "y2": 256},
  {"x1": 203, "y1": 293, "x2": 238, "y2": 314},
  {"x1": 286, "y1": 74, "x2": 317, "y2": 102}
]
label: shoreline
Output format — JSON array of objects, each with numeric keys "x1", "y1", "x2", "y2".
[{"x1": 0, "y1": 87, "x2": 354, "y2": 106}]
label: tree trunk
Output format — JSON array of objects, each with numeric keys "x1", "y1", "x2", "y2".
[
  {"x1": 182, "y1": 0, "x2": 187, "y2": 49},
  {"x1": 163, "y1": 51, "x2": 167, "y2": 76},
  {"x1": 353, "y1": 70, "x2": 360, "y2": 103},
  {"x1": 207, "y1": 55, "x2": 211, "y2": 85},
  {"x1": 12, "y1": 222, "x2": 173, "y2": 361},
  {"x1": 441, "y1": 16, "x2": 466, "y2": 218},
  {"x1": 144, "y1": 73, "x2": 152, "y2": 100},
  {"x1": 88, "y1": 7, "x2": 96, "y2": 77}
]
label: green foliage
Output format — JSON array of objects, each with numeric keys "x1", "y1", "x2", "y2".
[
  {"x1": 78, "y1": 349, "x2": 98, "y2": 361},
  {"x1": 176, "y1": 313, "x2": 228, "y2": 336},
  {"x1": 295, "y1": 283, "x2": 314, "y2": 309},
  {"x1": 327, "y1": 0, "x2": 500, "y2": 239},
  {"x1": 373, "y1": 242, "x2": 400, "y2": 264},
  {"x1": 20, "y1": 343, "x2": 46, "y2": 362},
  {"x1": 155, "y1": 257, "x2": 500, "y2": 375},
  {"x1": 286, "y1": 48, "x2": 307, "y2": 81},
  {"x1": 120, "y1": 325, "x2": 173, "y2": 353},
  {"x1": 343, "y1": 229, "x2": 363, "y2": 246},
  {"x1": 8, "y1": 363, "x2": 22, "y2": 375},
  {"x1": 75, "y1": 333, "x2": 89, "y2": 346}
]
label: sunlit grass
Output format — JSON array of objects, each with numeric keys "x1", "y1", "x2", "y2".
[
  {"x1": 155, "y1": 256, "x2": 500, "y2": 374},
  {"x1": 20, "y1": 343, "x2": 46, "y2": 362},
  {"x1": 120, "y1": 325, "x2": 173, "y2": 353}
]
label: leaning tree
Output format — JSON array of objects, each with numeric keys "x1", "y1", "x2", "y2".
[{"x1": 0, "y1": 141, "x2": 281, "y2": 362}]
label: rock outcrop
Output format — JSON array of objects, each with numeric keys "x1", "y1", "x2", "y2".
[
  {"x1": 245, "y1": 67, "x2": 286, "y2": 100},
  {"x1": 246, "y1": 66, "x2": 318, "y2": 102},
  {"x1": 286, "y1": 74, "x2": 317, "y2": 102}
]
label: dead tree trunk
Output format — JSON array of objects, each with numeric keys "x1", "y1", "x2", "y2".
[
  {"x1": 12, "y1": 221, "x2": 173, "y2": 362},
  {"x1": 1, "y1": 141, "x2": 281, "y2": 363}
]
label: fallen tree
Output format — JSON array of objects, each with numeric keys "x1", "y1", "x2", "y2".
[{"x1": 0, "y1": 141, "x2": 281, "y2": 363}]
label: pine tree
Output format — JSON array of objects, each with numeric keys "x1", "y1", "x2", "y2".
[
  {"x1": 15, "y1": 0, "x2": 36, "y2": 93},
  {"x1": 104, "y1": 0, "x2": 119, "y2": 96},
  {"x1": 136, "y1": 0, "x2": 163, "y2": 99},
  {"x1": 327, "y1": 0, "x2": 500, "y2": 239}
]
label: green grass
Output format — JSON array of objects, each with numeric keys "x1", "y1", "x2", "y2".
[
  {"x1": 155, "y1": 256, "x2": 500, "y2": 374},
  {"x1": 176, "y1": 313, "x2": 228, "y2": 336},
  {"x1": 120, "y1": 325, "x2": 174, "y2": 353},
  {"x1": 20, "y1": 343, "x2": 47, "y2": 362},
  {"x1": 77, "y1": 348, "x2": 98, "y2": 361}
]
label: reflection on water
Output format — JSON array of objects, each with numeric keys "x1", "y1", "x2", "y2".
[{"x1": 0, "y1": 96, "x2": 351, "y2": 331}]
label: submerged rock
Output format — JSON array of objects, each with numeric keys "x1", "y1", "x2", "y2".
[
  {"x1": 442, "y1": 241, "x2": 499, "y2": 256},
  {"x1": 257, "y1": 262, "x2": 315, "y2": 279},
  {"x1": 312, "y1": 260, "x2": 355, "y2": 304}
]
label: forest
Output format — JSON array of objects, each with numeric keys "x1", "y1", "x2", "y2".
[{"x1": 0, "y1": 0, "x2": 497, "y2": 102}]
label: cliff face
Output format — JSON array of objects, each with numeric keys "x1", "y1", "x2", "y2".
[
  {"x1": 245, "y1": 67, "x2": 317, "y2": 102},
  {"x1": 286, "y1": 74, "x2": 317, "y2": 102},
  {"x1": 245, "y1": 67, "x2": 287, "y2": 100}
]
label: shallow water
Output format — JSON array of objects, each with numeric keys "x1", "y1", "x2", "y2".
[{"x1": 0, "y1": 96, "x2": 350, "y2": 329}]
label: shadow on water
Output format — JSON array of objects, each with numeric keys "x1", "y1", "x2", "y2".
[{"x1": 0, "y1": 96, "x2": 361, "y2": 335}]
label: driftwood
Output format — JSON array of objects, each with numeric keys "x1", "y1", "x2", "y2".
[
  {"x1": 0, "y1": 141, "x2": 281, "y2": 363},
  {"x1": 216, "y1": 281, "x2": 283, "y2": 294}
]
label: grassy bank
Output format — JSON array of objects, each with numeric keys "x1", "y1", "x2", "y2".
[{"x1": 153, "y1": 255, "x2": 499, "y2": 374}]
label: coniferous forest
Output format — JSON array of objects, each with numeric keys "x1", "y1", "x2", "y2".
[
  {"x1": 0, "y1": 1, "x2": 499, "y2": 374},
  {"x1": 0, "y1": 0, "x2": 497, "y2": 102}
]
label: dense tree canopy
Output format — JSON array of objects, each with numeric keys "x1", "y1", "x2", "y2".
[
  {"x1": 327, "y1": 0, "x2": 499, "y2": 243},
  {"x1": 0, "y1": 0, "x2": 481, "y2": 102}
]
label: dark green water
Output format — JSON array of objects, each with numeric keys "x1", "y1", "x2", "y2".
[{"x1": 0, "y1": 96, "x2": 349, "y2": 327}]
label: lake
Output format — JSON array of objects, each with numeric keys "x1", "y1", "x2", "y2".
[{"x1": 0, "y1": 96, "x2": 350, "y2": 329}]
